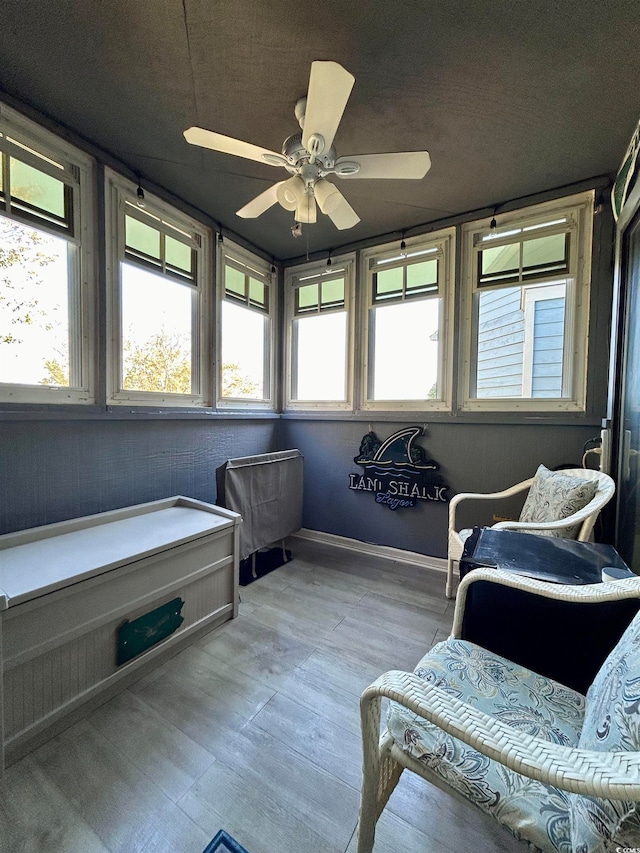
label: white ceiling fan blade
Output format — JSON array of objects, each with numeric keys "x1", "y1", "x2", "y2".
[
  {"x1": 236, "y1": 182, "x2": 285, "y2": 218},
  {"x1": 302, "y1": 61, "x2": 355, "y2": 154},
  {"x1": 328, "y1": 195, "x2": 360, "y2": 230},
  {"x1": 184, "y1": 127, "x2": 285, "y2": 166},
  {"x1": 335, "y1": 151, "x2": 431, "y2": 179}
]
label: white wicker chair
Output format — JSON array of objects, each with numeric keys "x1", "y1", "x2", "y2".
[
  {"x1": 446, "y1": 467, "x2": 616, "y2": 598},
  {"x1": 357, "y1": 569, "x2": 640, "y2": 853}
]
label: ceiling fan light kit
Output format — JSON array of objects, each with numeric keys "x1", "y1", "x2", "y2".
[
  {"x1": 314, "y1": 178, "x2": 341, "y2": 214},
  {"x1": 276, "y1": 175, "x2": 305, "y2": 211},
  {"x1": 184, "y1": 60, "x2": 431, "y2": 232}
]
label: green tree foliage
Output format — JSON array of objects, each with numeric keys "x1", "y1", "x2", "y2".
[
  {"x1": 42, "y1": 352, "x2": 68, "y2": 386},
  {"x1": 0, "y1": 220, "x2": 56, "y2": 345},
  {"x1": 221, "y1": 362, "x2": 259, "y2": 398},
  {"x1": 120, "y1": 329, "x2": 259, "y2": 397},
  {"x1": 123, "y1": 329, "x2": 192, "y2": 393}
]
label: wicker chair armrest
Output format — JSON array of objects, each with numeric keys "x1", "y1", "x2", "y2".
[
  {"x1": 448, "y1": 478, "x2": 534, "y2": 532},
  {"x1": 451, "y1": 568, "x2": 640, "y2": 638},
  {"x1": 492, "y1": 518, "x2": 587, "y2": 534},
  {"x1": 361, "y1": 672, "x2": 640, "y2": 799}
]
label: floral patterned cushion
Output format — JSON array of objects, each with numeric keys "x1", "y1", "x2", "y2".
[
  {"x1": 570, "y1": 610, "x2": 640, "y2": 853},
  {"x1": 387, "y1": 639, "x2": 585, "y2": 852},
  {"x1": 518, "y1": 465, "x2": 597, "y2": 538}
]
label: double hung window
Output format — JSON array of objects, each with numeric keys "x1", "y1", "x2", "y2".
[
  {"x1": 362, "y1": 230, "x2": 455, "y2": 410},
  {"x1": 219, "y1": 242, "x2": 275, "y2": 407},
  {"x1": 461, "y1": 192, "x2": 594, "y2": 412},
  {"x1": 285, "y1": 255, "x2": 355, "y2": 409},
  {"x1": 106, "y1": 171, "x2": 210, "y2": 406},
  {"x1": 0, "y1": 105, "x2": 94, "y2": 403}
]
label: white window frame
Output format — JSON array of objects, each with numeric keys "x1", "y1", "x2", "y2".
[
  {"x1": 284, "y1": 253, "x2": 355, "y2": 411},
  {"x1": 0, "y1": 102, "x2": 95, "y2": 405},
  {"x1": 105, "y1": 169, "x2": 211, "y2": 407},
  {"x1": 360, "y1": 228, "x2": 455, "y2": 412},
  {"x1": 217, "y1": 239, "x2": 276, "y2": 410},
  {"x1": 460, "y1": 191, "x2": 594, "y2": 413}
]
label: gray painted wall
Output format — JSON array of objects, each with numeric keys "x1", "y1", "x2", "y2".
[
  {"x1": 0, "y1": 418, "x2": 280, "y2": 534},
  {"x1": 282, "y1": 419, "x2": 603, "y2": 559}
]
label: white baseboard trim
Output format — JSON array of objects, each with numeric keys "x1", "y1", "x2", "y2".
[{"x1": 292, "y1": 528, "x2": 447, "y2": 574}]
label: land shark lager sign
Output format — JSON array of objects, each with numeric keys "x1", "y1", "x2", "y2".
[{"x1": 349, "y1": 426, "x2": 448, "y2": 510}]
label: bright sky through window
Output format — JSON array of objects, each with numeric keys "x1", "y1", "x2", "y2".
[
  {"x1": 120, "y1": 262, "x2": 192, "y2": 392},
  {"x1": 221, "y1": 299, "x2": 265, "y2": 398},
  {"x1": 295, "y1": 311, "x2": 347, "y2": 400},
  {"x1": 0, "y1": 215, "x2": 70, "y2": 386},
  {"x1": 372, "y1": 299, "x2": 439, "y2": 400}
]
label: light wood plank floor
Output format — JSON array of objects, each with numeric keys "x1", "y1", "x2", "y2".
[{"x1": 0, "y1": 537, "x2": 526, "y2": 853}]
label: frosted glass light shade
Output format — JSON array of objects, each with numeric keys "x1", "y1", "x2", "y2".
[
  {"x1": 276, "y1": 176, "x2": 305, "y2": 211},
  {"x1": 295, "y1": 196, "x2": 317, "y2": 223},
  {"x1": 314, "y1": 178, "x2": 341, "y2": 214}
]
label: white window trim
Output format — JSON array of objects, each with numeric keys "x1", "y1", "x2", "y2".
[
  {"x1": 284, "y1": 253, "x2": 356, "y2": 411},
  {"x1": 459, "y1": 191, "x2": 594, "y2": 413},
  {"x1": 0, "y1": 102, "x2": 96, "y2": 405},
  {"x1": 216, "y1": 238, "x2": 276, "y2": 410},
  {"x1": 359, "y1": 228, "x2": 456, "y2": 412},
  {"x1": 105, "y1": 168, "x2": 211, "y2": 407}
]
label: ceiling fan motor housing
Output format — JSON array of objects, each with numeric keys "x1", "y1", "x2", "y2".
[{"x1": 282, "y1": 133, "x2": 336, "y2": 172}]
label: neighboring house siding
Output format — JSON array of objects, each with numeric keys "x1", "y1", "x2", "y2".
[
  {"x1": 476, "y1": 287, "x2": 524, "y2": 397},
  {"x1": 532, "y1": 296, "x2": 565, "y2": 397}
]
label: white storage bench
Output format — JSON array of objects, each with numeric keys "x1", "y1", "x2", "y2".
[{"x1": 0, "y1": 496, "x2": 240, "y2": 769}]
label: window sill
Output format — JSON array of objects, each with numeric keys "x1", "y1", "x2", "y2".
[
  {"x1": 0, "y1": 405, "x2": 280, "y2": 421},
  {"x1": 280, "y1": 409, "x2": 603, "y2": 427},
  {"x1": 0, "y1": 404, "x2": 602, "y2": 427}
]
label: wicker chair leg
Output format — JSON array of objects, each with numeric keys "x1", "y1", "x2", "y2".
[
  {"x1": 358, "y1": 697, "x2": 404, "y2": 852},
  {"x1": 446, "y1": 557, "x2": 456, "y2": 599}
]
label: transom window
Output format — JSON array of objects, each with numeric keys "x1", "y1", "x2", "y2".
[
  {"x1": 461, "y1": 192, "x2": 594, "y2": 412},
  {"x1": 0, "y1": 107, "x2": 94, "y2": 404},
  {"x1": 106, "y1": 171, "x2": 209, "y2": 406},
  {"x1": 362, "y1": 230, "x2": 455, "y2": 410},
  {"x1": 124, "y1": 210, "x2": 196, "y2": 284},
  {"x1": 477, "y1": 227, "x2": 569, "y2": 287},
  {"x1": 219, "y1": 243, "x2": 274, "y2": 407}
]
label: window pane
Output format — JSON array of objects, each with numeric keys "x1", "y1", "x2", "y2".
[
  {"x1": 225, "y1": 265, "x2": 245, "y2": 298},
  {"x1": 249, "y1": 277, "x2": 266, "y2": 308},
  {"x1": 522, "y1": 233, "x2": 567, "y2": 275},
  {"x1": 166, "y1": 235, "x2": 192, "y2": 275},
  {"x1": 0, "y1": 214, "x2": 71, "y2": 386},
  {"x1": 531, "y1": 291, "x2": 566, "y2": 398},
  {"x1": 480, "y1": 241, "x2": 520, "y2": 282},
  {"x1": 221, "y1": 300, "x2": 265, "y2": 399},
  {"x1": 406, "y1": 259, "x2": 438, "y2": 293},
  {"x1": 121, "y1": 262, "x2": 192, "y2": 393},
  {"x1": 10, "y1": 158, "x2": 66, "y2": 221},
  {"x1": 297, "y1": 283, "x2": 318, "y2": 311},
  {"x1": 125, "y1": 215, "x2": 160, "y2": 261},
  {"x1": 321, "y1": 278, "x2": 344, "y2": 307},
  {"x1": 375, "y1": 266, "x2": 403, "y2": 298},
  {"x1": 371, "y1": 300, "x2": 439, "y2": 400},
  {"x1": 474, "y1": 282, "x2": 567, "y2": 399},
  {"x1": 294, "y1": 312, "x2": 346, "y2": 400},
  {"x1": 475, "y1": 286, "x2": 525, "y2": 398}
]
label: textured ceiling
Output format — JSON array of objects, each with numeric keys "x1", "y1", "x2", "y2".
[{"x1": 0, "y1": 0, "x2": 639, "y2": 260}]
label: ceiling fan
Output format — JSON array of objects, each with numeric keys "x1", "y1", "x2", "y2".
[{"x1": 183, "y1": 61, "x2": 431, "y2": 231}]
